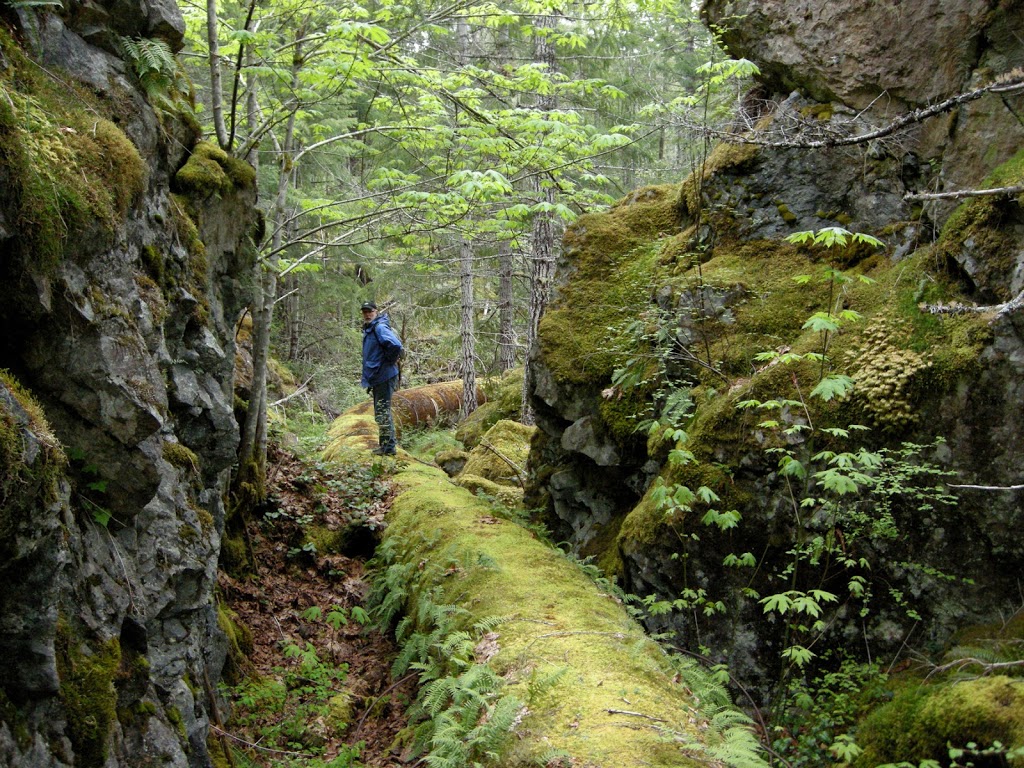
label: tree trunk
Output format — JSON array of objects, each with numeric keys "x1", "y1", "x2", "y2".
[
  {"x1": 459, "y1": 238, "x2": 478, "y2": 417},
  {"x1": 282, "y1": 273, "x2": 301, "y2": 361},
  {"x1": 236, "y1": 26, "x2": 305, "y2": 500},
  {"x1": 522, "y1": 181, "x2": 556, "y2": 426},
  {"x1": 498, "y1": 241, "x2": 516, "y2": 373},
  {"x1": 206, "y1": 0, "x2": 229, "y2": 150},
  {"x1": 521, "y1": 15, "x2": 559, "y2": 426}
]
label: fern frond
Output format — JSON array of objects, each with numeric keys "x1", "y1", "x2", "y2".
[
  {"x1": 422, "y1": 676, "x2": 461, "y2": 716},
  {"x1": 472, "y1": 614, "x2": 513, "y2": 634}
]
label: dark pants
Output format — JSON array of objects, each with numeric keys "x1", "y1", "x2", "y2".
[{"x1": 370, "y1": 375, "x2": 399, "y2": 453}]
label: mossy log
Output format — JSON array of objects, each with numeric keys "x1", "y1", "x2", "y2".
[
  {"x1": 324, "y1": 413, "x2": 765, "y2": 767},
  {"x1": 343, "y1": 380, "x2": 486, "y2": 429}
]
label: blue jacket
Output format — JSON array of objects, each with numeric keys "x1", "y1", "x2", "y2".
[{"x1": 361, "y1": 314, "x2": 404, "y2": 387}]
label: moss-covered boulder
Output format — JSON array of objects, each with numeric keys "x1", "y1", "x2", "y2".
[
  {"x1": 458, "y1": 420, "x2": 534, "y2": 486},
  {"x1": 853, "y1": 676, "x2": 1024, "y2": 768},
  {"x1": 456, "y1": 368, "x2": 525, "y2": 448},
  {"x1": 528, "y1": 80, "x2": 1024, "y2": 705}
]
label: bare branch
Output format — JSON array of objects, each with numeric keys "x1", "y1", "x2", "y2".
[
  {"x1": 698, "y1": 74, "x2": 1024, "y2": 150},
  {"x1": 928, "y1": 657, "x2": 1024, "y2": 677},
  {"x1": 948, "y1": 483, "x2": 1024, "y2": 491},
  {"x1": 905, "y1": 185, "x2": 1024, "y2": 202}
]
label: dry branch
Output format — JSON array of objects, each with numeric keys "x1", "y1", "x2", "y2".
[
  {"x1": 700, "y1": 74, "x2": 1024, "y2": 150},
  {"x1": 904, "y1": 185, "x2": 1024, "y2": 202}
]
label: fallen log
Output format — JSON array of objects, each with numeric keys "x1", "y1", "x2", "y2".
[
  {"x1": 324, "y1": 412, "x2": 767, "y2": 767},
  {"x1": 342, "y1": 380, "x2": 486, "y2": 428}
]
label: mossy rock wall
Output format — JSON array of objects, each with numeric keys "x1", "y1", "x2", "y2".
[
  {"x1": 528, "y1": 69, "x2": 1024, "y2": 707},
  {"x1": 0, "y1": 9, "x2": 259, "y2": 768}
]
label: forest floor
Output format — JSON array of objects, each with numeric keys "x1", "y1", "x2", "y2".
[{"x1": 217, "y1": 440, "x2": 416, "y2": 767}]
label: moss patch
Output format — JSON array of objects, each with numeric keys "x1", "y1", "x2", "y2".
[
  {"x1": 854, "y1": 676, "x2": 1024, "y2": 768},
  {"x1": 458, "y1": 419, "x2": 534, "y2": 488},
  {"x1": 0, "y1": 370, "x2": 66, "y2": 564},
  {"x1": 0, "y1": 28, "x2": 147, "y2": 270},
  {"x1": 456, "y1": 368, "x2": 524, "y2": 448},
  {"x1": 162, "y1": 441, "x2": 200, "y2": 474},
  {"x1": 56, "y1": 622, "x2": 121, "y2": 768},
  {"x1": 173, "y1": 141, "x2": 255, "y2": 197},
  {"x1": 933, "y1": 146, "x2": 1024, "y2": 303}
]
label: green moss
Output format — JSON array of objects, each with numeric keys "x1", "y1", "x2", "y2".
[
  {"x1": 217, "y1": 600, "x2": 253, "y2": 684},
  {"x1": 800, "y1": 103, "x2": 834, "y2": 121},
  {"x1": 679, "y1": 141, "x2": 761, "y2": 217},
  {"x1": 0, "y1": 370, "x2": 66, "y2": 564},
  {"x1": 141, "y1": 244, "x2": 165, "y2": 285},
  {"x1": 0, "y1": 29, "x2": 146, "y2": 271},
  {"x1": 933, "y1": 146, "x2": 1024, "y2": 302},
  {"x1": 163, "y1": 441, "x2": 200, "y2": 473},
  {"x1": 777, "y1": 203, "x2": 798, "y2": 224},
  {"x1": 359, "y1": 439, "x2": 757, "y2": 768},
  {"x1": 56, "y1": 621, "x2": 121, "y2": 768},
  {"x1": 165, "y1": 705, "x2": 187, "y2": 740},
  {"x1": 305, "y1": 525, "x2": 346, "y2": 554},
  {"x1": 173, "y1": 141, "x2": 253, "y2": 197},
  {"x1": 539, "y1": 241, "x2": 661, "y2": 388},
  {"x1": 854, "y1": 677, "x2": 1024, "y2": 768},
  {"x1": 456, "y1": 369, "x2": 524, "y2": 448},
  {"x1": 195, "y1": 505, "x2": 215, "y2": 535},
  {"x1": 117, "y1": 699, "x2": 157, "y2": 727},
  {"x1": 456, "y1": 473, "x2": 524, "y2": 507},
  {"x1": 0, "y1": 689, "x2": 32, "y2": 749},
  {"x1": 459, "y1": 419, "x2": 534, "y2": 488}
]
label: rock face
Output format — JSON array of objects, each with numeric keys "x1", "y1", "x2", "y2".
[
  {"x1": 702, "y1": 0, "x2": 1024, "y2": 194},
  {"x1": 528, "y1": 4, "x2": 1024, "y2": 701},
  {"x1": 0, "y1": 4, "x2": 257, "y2": 766}
]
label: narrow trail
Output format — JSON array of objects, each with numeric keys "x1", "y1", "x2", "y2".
[{"x1": 218, "y1": 441, "x2": 416, "y2": 767}]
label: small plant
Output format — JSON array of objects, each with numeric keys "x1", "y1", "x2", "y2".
[
  {"x1": 228, "y1": 639, "x2": 361, "y2": 767},
  {"x1": 68, "y1": 447, "x2": 116, "y2": 527}
]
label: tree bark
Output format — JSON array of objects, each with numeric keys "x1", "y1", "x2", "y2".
[
  {"x1": 498, "y1": 241, "x2": 516, "y2": 373},
  {"x1": 521, "y1": 15, "x2": 559, "y2": 426},
  {"x1": 237, "y1": 26, "x2": 305, "y2": 498},
  {"x1": 459, "y1": 237, "x2": 478, "y2": 417},
  {"x1": 206, "y1": 0, "x2": 230, "y2": 150}
]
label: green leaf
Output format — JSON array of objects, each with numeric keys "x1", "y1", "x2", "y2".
[
  {"x1": 803, "y1": 312, "x2": 840, "y2": 333},
  {"x1": 696, "y1": 486, "x2": 720, "y2": 504},
  {"x1": 810, "y1": 374, "x2": 855, "y2": 401},
  {"x1": 781, "y1": 644, "x2": 816, "y2": 667},
  {"x1": 760, "y1": 593, "x2": 792, "y2": 614}
]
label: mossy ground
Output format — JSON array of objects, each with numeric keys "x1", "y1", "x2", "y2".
[{"x1": 325, "y1": 412, "x2": 763, "y2": 767}]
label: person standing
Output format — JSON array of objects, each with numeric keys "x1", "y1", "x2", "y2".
[{"x1": 360, "y1": 301, "x2": 404, "y2": 455}]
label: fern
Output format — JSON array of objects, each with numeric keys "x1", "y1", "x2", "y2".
[
  {"x1": 118, "y1": 37, "x2": 185, "y2": 112},
  {"x1": 370, "y1": 532, "x2": 525, "y2": 767}
]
